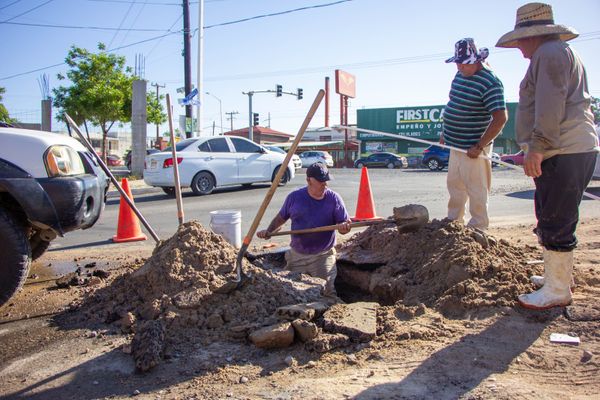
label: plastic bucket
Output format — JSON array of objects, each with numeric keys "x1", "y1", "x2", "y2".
[{"x1": 209, "y1": 210, "x2": 242, "y2": 248}]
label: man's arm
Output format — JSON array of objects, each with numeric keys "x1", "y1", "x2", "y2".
[
  {"x1": 256, "y1": 214, "x2": 287, "y2": 239},
  {"x1": 467, "y1": 109, "x2": 508, "y2": 158}
]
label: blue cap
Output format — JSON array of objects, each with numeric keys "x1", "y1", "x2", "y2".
[{"x1": 306, "y1": 162, "x2": 331, "y2": 182}]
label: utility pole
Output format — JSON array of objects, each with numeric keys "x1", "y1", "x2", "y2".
[
  {"x1": 151, "y1": 82, "x2": 165, "y2": 142},
  {"x1": 183, "y1": 0, "x2": 193, "y2": 138},
  {"x1": 226, "y1": 111, "x2": 239, "y2": 132}
]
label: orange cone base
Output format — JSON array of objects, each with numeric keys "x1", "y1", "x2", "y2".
[{"x1": 112, "y1": 233, "x2": 147, "y2": 243}]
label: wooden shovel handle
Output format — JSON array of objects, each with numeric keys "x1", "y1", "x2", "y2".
[{"x1": 270, "y1": 219, "x2": 392, "y2": 236}]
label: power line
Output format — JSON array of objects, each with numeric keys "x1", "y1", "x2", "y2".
[
  {"x1": 1, "y1": 20, "x2": 171, "y2": 31},
  {"x1": 0, "y1": 0, "x2": 23, "y2": 11},
  {"x1": 0, "y1": 0, "x2": 55, "y2": 23}
]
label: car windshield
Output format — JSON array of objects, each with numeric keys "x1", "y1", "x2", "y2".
[{"x1": 267, "y1": 146, "x2": 286, "y2": 154}]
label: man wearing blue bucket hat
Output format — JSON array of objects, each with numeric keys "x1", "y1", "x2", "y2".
[
  {"x1": 257, "y1": 162, "x2": 351, "y2": 296},
  {"x1": 442, "y1": 37, "x2": 508, "y2": 231}
]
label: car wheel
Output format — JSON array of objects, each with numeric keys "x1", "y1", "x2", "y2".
[
  {"x1": 161, "y1": 187, "x2": 176, "y2": 197},
  {"x1": 0, "y1": 208, "x2": 31, "y2": 307},
  {"x1": 386, "y1": 162, "x2": 395, "y2": 169},
  {"x1": 29, "y1": 232, "x2": 50, "y2": 261},
  {"x1": 191, "y1": 172, "x2": 215, "y2": 195},
  {"x1": 356, "y1": 162, "x2": 364, "y2": 169},
  {"x1": 272, "y1": 166, "x2": 290, "y2": 186},
  {"x1": 427, "y1": 158, "x2": 440, "y2": 171}
]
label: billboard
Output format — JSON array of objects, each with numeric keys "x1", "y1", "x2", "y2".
[{"x1": 335, "y1": 69, "x2": 356, "y2": 98}]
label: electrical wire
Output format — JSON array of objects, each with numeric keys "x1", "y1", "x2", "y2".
[
  {"x1": 0, "y1": 0, "x2": 55, "y2": 23},
  {"x1": 1, "y1": 21, "x2": 171, "y2": 31},
  {"x1": 0, "y1": 0, "x2": 23, "y2": 11}
]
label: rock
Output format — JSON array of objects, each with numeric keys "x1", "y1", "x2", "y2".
[
  {"x1": 249, "y1": 322, "x2": 294, "y2": 349},
  {"x1": 120, "y1": 312, "x2": 136, "y2": 333},
  {"x1": 284, "y1": 355, "x2": 296, "y2": 367},
  {"x1": 276, "y1": 302, "x2": 329, "y2": 321},
  {"x1": 291, "y1": 319, "x2": 319, "y2": 342},
  {"x1": 581, "y1": 350, "x2": 593, "y2": 363},
  {"x1": 206, "y1": 313, "x2": 224, "y2": 329},
  {"x1": 306, "y1": 360, "x2": 317, "y2": 368},
  {"x1": 239, "y1": 376, "x2": 249, "y2": 384},
  {"x1": 305, "y1": 333, "x2": 351, "y2": 353},
  {"x1": 139, "y1": 300, "x2": 161, "y2": 321},
  {"x1": 131, "y1": 320, "x2": 165, "y2": 372},
  {"x1": 322, "y1": 302, "x2": 378, "y2": 342},
  {"x1": 346, "y1": 354, "x2": 358, "y2": 365}
]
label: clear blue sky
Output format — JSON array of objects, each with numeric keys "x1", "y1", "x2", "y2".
[{"x1": 1, "y1": 0, "x2": 599, "y2": 136}]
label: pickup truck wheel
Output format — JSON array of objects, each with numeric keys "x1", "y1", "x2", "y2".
[{"x1": 0, "y1": 208, "x2": 32, "y2": 307}]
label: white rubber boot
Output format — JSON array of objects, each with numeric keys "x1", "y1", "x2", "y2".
[
  {"x1": 519, "y1": 250, "x2": 573, "y2": 310},
  {"x1": 530, "y1": 274, "x2": 575, "y2": 288}
]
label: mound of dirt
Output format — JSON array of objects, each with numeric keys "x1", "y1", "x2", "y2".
[
  {"x1": 76, "y1": 221, "x2": 326, "y2": 370},
  {"x1": 337, "y1": 219, "x2": 541, "y2": 317}
]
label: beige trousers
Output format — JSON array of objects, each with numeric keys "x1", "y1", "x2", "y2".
[
  {"x1": 446, "y1": 146, "x2": 492, "y2": 230},
  {"x1": 285, "y1": 247, "x2": 337, "y2": 295}
]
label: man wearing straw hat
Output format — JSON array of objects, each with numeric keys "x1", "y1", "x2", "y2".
[
  {"x1": 442, "y1": 38, "x2": 508, "y2": 231},
  {"x1": 496, "y1": 3, "x2": 599, "y2": 310}
]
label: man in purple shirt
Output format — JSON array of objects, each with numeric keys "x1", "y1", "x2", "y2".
[{"x1": 257, "y1": 163, "x2": 351, "y2": 295}]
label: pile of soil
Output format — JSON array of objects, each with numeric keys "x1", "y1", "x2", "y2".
[
  {"x1": 76, "y1": 221, "x2": 325, "y2": 370},
  {"x1": 337, "y1": 219, "x2": 541, "y2": 317}
]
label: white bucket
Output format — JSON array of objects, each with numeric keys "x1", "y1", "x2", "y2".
[{"x1": 209, "y1": 210, "x2": 242, "y2": 248}]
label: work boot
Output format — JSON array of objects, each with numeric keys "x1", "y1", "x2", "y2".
[
  {"x1": 530, "y1": 274, "x2": 575, "y2": 288},
  {"x1": 519, "y1": 250, "x2": 573, "y2": 310}
]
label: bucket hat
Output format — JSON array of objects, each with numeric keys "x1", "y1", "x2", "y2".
[
  {"x1": 445, "y1": 38, "x2": 489, "y2": 64},
  {"x1": 496, "y1": 2, "x2": 578, "y2": 48}
]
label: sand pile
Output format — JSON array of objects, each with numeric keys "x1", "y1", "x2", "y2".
[
  {"x1": 337, "y1": 219, "x2": 541, "y2": 317},
  {"x1": 77, "y1": 221, "x2": 325, "y2": 370}
]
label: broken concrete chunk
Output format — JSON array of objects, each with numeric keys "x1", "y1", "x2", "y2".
[
  {"x1": 120, "y1": 312, "x2": 136, "y2": 333},
  {"x1": 305, "y1": 333, "x2": 351, "y2": 353},
  {"x1": 276, "y1": 301, "x2": 329, "y2": 321},
  {"x1": 131, "y1": 320, "x2": 165, "y2": 372},
  {"x1": 291, "y1": 319, "x2": 319, "y2": 342},
  {"x1": 249, "y1": 322, "x2": 294, "y2": 349},
  {"x1": 322, "y1": 302, "x2": 378, "y2": 342}
]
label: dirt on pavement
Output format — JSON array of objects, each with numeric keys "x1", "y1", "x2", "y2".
[{"x1": 0, "y1": 216, "x2": 599, "y2": 399}]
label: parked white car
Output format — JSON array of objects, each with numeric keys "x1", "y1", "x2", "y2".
[
  {"x1": 299, "y1": 150, "x2": 334, "y2": 167},
  {"x1": 144, "y1": 136, "x2": 295, "y2": 195},
  {"x1": 265, "y1": 145, "x2": 302, "y2": 170}
]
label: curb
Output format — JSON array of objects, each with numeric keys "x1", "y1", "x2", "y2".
[{"x1": 107, "y1": 186, "x2": 161, "y2": 199}]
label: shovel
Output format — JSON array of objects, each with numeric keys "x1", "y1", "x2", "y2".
[
  {"x1": 213, "y1": 89, "x2": 326, "y2": 294},
  {"x1": 269, "y1": 204, "x2": 429, "y2": 236}
]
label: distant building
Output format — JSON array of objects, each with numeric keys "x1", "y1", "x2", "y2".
[{"x1": 224, "y1": 126, "x2": 293, "y2": 144}]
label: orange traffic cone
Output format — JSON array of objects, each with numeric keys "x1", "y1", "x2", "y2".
[
  {"x1": 352, "y1": 167, "x2": 381, "y2": 221},
  {"x1": 112, "y1": 178, "x2": 147, "y2": 243}
]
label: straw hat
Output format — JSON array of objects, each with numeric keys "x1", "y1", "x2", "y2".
[{"x1": 496, "y1": 2, "x2": 578, "y2": 48}]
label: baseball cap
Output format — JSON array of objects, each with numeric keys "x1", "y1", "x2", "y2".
[{"x1": 306, "y1": 162, "x2": 331, "y2": 182}]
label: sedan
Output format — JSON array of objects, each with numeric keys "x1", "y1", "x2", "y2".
[
  {"x1": 354, "y1": 152, "x2": 407, "y2": 169},
  {"x1": 143, "y1": 136, "x2": 295, "y2": 196},
  {"x1": 500, "y1": 150, "x2": 525, "y2": 166},
  {"x1": 265, "y1": 145, "x2": 302, "y2": 170},
  {"x1": 299, "y1": 151, "x2": 334, "y2": 167}
]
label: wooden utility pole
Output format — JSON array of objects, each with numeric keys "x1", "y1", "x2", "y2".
[
  {"x1": 226, "y1": 111, "x2": 239, "y2": 132},
  {"x1": 183, "y1": 0, "x2": 193, "y2": 138}
]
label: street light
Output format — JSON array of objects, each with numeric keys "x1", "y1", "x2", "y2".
[{"x1": 205, "y1": 91, "x2": 223, "y2": 135}]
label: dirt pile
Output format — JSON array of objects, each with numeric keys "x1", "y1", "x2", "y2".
[
  {"x1": 337, "y1": 219, "x2": 541, "y2": 317},
  {"x1": 76, "y1": 221, "x2": 326, "y2": 370}
]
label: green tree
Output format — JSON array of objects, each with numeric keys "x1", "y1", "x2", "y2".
[
  {"x1": 146, "y1": 92, "x2": 167, "y2": 140},
  {"x1": 0, "y1": 86, "x2": 15, "y2": 124},
  {"x1": 53, "y1": 43, "x2": 134, "y2": 160},
  {"x1": 591, "y1": 96, "x2": 600, "y2": 125}
]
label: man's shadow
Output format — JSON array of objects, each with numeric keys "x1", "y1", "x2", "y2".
[{"x1": 354, "y1": 310, "x2": 558, "y2": 400}]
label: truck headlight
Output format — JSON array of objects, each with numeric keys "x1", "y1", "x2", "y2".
[{"x1": 44, "y1": 145, "x2": 86, "y2": 177}]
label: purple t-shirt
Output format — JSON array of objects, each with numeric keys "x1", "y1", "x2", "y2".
[{"x1": 279, "y1": 187, "x2": 349, "y2": 255}]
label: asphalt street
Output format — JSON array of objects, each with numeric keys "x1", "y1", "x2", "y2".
[{"x1": 50, "y1": 167, "x2": 600, "y2": 252}]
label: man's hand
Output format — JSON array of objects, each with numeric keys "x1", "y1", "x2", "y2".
[
  {"x1": 256, "y1": 229, "x2": 272, "y2": 239},
  {"x1": 523, "y1": 151, "x2": 544, "y2": 178},
  {"x1": 337, "y1": 220, "x2": 352, "y2": 235},
  {"x1": 466, "y1": 145, "x2": 482, "y2": 159}
]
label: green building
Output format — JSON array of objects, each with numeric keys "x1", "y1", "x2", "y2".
[{"x1": 356, "y1": 103, "x2": 519, "y2": 156}]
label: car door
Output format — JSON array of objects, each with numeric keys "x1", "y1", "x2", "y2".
[
  {"x1": 193, "y1": 137, "x2": 239, "y2": 186},
  {"x1": 229, "y1": 137, "x2": 272, "y2": 183},
  {"x1": 370, "y1": 154, "x2": 384, "y2": 167}
]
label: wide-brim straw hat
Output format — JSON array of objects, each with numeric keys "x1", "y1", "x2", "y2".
[{"x1": 496, "y1": 2, "x2": 578, "y2": 48}]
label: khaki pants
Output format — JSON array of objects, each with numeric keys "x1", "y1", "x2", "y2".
[
  {"x1": 285, "y1": 247, "x2": 337, "y2": 295},
  {"x1": 447, "y1": 146, "x2": 492, "y2": 230}
]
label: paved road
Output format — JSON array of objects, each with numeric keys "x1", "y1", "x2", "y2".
[{"x1": 51, "y1": 167, "x2": 600, "y2": 251}]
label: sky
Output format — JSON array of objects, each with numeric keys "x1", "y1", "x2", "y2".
[{"x1": 1, "y1": 0, "x2": 599, "y2": 137}]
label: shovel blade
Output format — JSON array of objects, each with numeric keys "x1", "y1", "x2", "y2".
[{"x1": 393, "y1": 204, "x2": 429, "y2": 232}]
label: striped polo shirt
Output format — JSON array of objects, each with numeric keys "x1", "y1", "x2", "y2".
[{"x1": 443, "y1": 67, "x2": 506, "y2": 149}]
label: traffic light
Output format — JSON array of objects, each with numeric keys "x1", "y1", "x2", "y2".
[
  {"x1": 276, "y1": 84, "x2": 282, "y2": 97},
  {"x1": 253, "y1": 113, "x2": 259, "y2": 126},
  {"x1": 297, "y1": 88, "x2": 303, "y2": 100}
]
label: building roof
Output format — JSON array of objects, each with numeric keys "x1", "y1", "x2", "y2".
[{"x1": 224, "y1": 126, "x2": 293, "y2": 138}]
